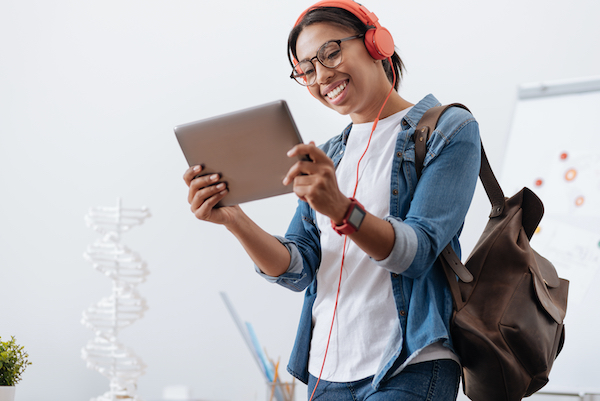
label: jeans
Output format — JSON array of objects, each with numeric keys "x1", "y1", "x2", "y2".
[{"x1": 307, "y1": 360, "x2": 461, "y2": 401}]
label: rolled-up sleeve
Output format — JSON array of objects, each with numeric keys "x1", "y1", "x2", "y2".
[
  {"x1": 373, "y1": 217, "x2": 418, "y2": 274},
  {"x1": 254, "y1": 235, "x2": 309, "y2": 292}
]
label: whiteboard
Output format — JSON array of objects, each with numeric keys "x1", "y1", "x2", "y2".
[{"x1": 499, "y1": 76, "x2": 600, "y2": 394}]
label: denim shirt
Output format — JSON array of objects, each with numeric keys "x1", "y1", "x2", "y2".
[{"x1": 256, "y1": 94, "x2": 481, "y2": 388}]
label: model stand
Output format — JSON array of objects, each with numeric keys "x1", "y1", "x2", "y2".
[{"x1": 81, "y1": 199, "x2": 151, "y2": 401}]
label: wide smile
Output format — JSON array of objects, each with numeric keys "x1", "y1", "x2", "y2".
[
  {"x1": 323, "y1": 80, "x2": 349, "y2": 104},
  {"x1": 326, "y1": 81, "x2": 347, "y2": 99}
]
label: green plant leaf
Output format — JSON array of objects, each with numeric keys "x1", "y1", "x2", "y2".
[{"x1": 0, "y1": 336, "x2": 31, "y2": 386}]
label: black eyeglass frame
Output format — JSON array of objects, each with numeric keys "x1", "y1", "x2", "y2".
[{"x1": 290, "y1": 34, "x2": 365, "y2": 86}]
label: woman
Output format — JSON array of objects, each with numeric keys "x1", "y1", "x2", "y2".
[{"x1": 184, "y1": 1, "x2": 481, "y2": 399}]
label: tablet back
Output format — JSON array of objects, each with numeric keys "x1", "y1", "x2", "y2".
[{"x1": 174, "y1": 100, "x2": 304, "y2": 207}]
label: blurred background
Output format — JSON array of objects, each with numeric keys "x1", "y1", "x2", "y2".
[{"x1": 1, "y1": 0, "x2": 599, "y2": 400}]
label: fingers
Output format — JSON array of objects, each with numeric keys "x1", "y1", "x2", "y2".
[
  {"x1": 286, "y1": 141, "x2": 326, "y2": 164},
  {"x1": 283, "y1": 142, "x2": 332, "y2": 186},
  {"x1": 183, "y1": 165, "x2": 233, "y2": 223},
  {"x1": 187, "y1": 171, "x2": 226, "y2": 205},
  {"x1": 191, "y1": 182, "x2": 228, "y2": 219},
  {"x1": 283, "y1": 159, "x2": 320, "y2": 186},
  {"x1": 183, "y1": 165, "x2": 203, "y2": 186}
]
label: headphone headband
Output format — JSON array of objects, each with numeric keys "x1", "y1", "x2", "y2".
[
  {"x1": 293, "y1": 0, "x2": 394, "y2": 60},
  {"x1": 295, "y1": 0, "x2": 381, "y2": 29}
]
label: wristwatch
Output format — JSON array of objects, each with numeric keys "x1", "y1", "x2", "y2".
[{"x1": 331, "y1": 197, "x2": 366, "y2": 236}]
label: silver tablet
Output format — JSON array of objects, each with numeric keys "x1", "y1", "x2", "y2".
[{"x1": 174, "y1": 100, "x2": 304, "y2": 207}]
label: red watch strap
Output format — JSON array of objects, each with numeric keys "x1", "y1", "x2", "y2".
[{"x1": 331, "y1": 198, "x2": 365, "y2": 236}]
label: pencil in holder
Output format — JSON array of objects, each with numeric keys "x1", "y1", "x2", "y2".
[{"x1": 267, "y1": 379, "x2": 295, "y2": 401}]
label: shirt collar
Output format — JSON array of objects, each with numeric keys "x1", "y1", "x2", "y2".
[
  {"x1": 402, "y1": 94, "x2": 441, "y2": 129},
  {"x1": 340, "y1": 93, "x2": 441, "y2": 145}
]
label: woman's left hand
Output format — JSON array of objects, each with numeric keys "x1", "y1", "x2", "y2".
[{"x1": 283, "y1": 141, "x2": 350, "y2": 223}]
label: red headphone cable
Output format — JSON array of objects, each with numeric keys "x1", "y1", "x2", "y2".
[{"x1": 308, "y1": 58, "x2": 396, "y2": 401}]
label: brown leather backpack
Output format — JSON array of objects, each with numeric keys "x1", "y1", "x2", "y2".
[{"x1": 415, "y1": 104, "x2": 569, "y2": 401}]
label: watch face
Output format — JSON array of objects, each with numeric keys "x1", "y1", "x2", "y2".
[{"x1": 348, "y1": 205, "x2": 366, "y2": 229}]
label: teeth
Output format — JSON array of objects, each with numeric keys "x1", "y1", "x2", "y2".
[{"x1": 326, "y1": 81, "x2": 347, "y2": 99}]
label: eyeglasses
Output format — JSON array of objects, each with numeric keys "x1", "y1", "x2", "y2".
[{"x1": 290, "y1": 34, "x2": 364, "y2": 86}]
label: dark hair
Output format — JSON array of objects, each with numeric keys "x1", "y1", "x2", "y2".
[{"x1": 287, "y1": 7, "x2": 404, "y2": 90}]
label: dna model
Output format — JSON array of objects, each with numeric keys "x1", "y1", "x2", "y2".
[{"x1": 81, "y1": 199, "x2": 151, "y2": 401}]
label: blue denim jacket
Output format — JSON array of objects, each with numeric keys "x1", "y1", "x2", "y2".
[{"x1": 256, "y1": 94, "x2": 480, "y2": 388}]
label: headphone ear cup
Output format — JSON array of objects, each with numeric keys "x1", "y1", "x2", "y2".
[{"x1": 364, "y1": 27, "x2": 395, "y2": 60}]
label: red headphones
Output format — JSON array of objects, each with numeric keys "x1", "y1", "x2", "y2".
[{"x1": 294, "y1": 0, "x2": 395, "y2": 60}]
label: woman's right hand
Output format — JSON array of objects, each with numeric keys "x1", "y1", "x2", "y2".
[{"x1": 183, "y1": 165, "x2": 241, "y2": 226}]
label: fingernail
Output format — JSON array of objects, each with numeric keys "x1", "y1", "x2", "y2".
[
  {"x1": 193, "y1": 165, "x2": 201, "y2": 172},
  {"x1": 210, "y1": 174, "x2": 219, "y2": 181},
  {"x1": 216, "y1": 183, "x2": 225, "y2": 190}
]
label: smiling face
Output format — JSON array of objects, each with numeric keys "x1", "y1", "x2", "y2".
[{"x1": 294, "y1": 22, "x2": 394, "y2": 124}]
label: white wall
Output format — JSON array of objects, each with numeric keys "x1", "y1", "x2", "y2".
[{"x1": 1, "y1": 1, "x2": 599, "y2": 400}]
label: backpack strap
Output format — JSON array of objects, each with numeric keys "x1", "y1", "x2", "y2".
[
  {"x1": 414, "y1": 104, "x2": 468, "y2": 179},
  {"x1": 414, "y1": 104, "x2": 505, "y2": 217},
  {"x1": 413, "y1": 103, "x2": 505, "y2": 283}
]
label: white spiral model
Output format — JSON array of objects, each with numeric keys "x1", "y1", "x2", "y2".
[{"x1": 81, "y1": 199, "x2": 151, "y2": 401}]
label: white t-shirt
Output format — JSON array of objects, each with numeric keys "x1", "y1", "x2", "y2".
[{"x1": 309, "y1": 109, "x2": 409, "y2": 382}]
